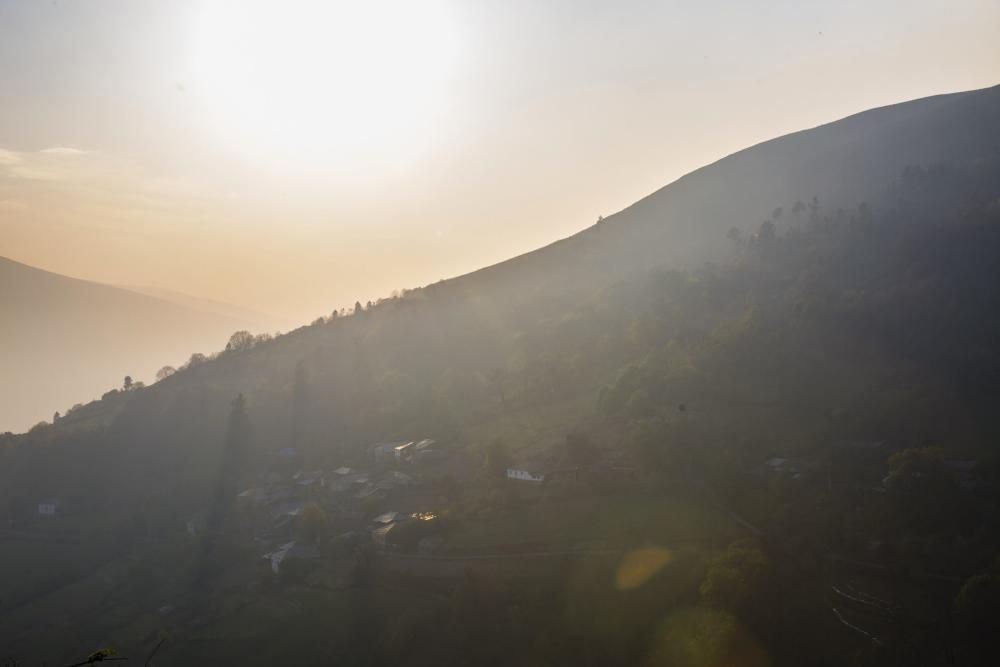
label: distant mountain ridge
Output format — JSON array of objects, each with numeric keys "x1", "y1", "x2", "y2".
[{"x1": 0, "y1": 256, "x2": 263, "y2": 432}]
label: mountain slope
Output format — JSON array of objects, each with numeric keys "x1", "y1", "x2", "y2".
[
  {"x1": 0, "y1": 256, "x2": 255, "y2": 432},
  {"x1": 448, "y1": 83, "x2": 1000, "y2": 302}
]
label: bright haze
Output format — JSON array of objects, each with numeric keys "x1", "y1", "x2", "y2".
[{"x1": 2, "y1": 0, "x2": 998, "y2": 322}]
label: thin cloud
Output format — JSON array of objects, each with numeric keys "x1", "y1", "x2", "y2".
[
  {"x1": 39, "y1": 147, "x2": 89, "y2": 156},
  {"x1": 0, "y1": 148, "x2": 23, "y2": 166},
  {"x1": 1, "y1": 146, "x2": 94, "y2": 181},
  {"x1": 0, "y1": 145, "x2": 221, "y2": 222},
  {"x1": 7, "y1": 165, "x2": 62, "y2": 181},
  {"x1": 0, "y1": 198, "x2": 29, "y2": 211}
]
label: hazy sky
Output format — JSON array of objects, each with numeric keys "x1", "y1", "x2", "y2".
[{"x1": 1, "y1": 0, "x2": 998, "y2": 324}]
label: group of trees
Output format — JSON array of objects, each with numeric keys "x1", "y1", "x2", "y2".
[
  {"x1": 121, "y1": 375, "x2": 143, "y2": 391},
  {"x1": 106, "y1": 328, "x2": 273, "y2": 398}
]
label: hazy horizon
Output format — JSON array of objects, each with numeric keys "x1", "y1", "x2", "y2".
[{"x1": 2, "y1": 0, "x2": 998, "y2": 324}]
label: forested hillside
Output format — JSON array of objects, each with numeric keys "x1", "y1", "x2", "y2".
[
  {"x1": 449, "y1": 83, "x2": 1000, "y2": 302},
  {"x1": 2, "y1": 87, "x2": 1000, "y2": 666}
]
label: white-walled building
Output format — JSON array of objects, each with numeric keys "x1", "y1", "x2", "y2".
[
  {"x1": 37, "y1": 499, "x2": 58, "y2": 516},
  {"x1": 506, "y1": 468, "x2": 545, "y2": 483}
]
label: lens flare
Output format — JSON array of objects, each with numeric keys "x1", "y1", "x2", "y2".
[{"x1": 615, "y1": 547, "x2": 673, "y2": 591}]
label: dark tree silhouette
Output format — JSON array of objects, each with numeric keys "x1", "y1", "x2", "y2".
[
  {"x1": 290, "y1": 360, "x2": 309, "y2": 450},
  {"x1": 225, "y1": 330, "x2": 255, "y2": 353},
  {"x1": 807, "y1": 195, "x2": 820, "y2": 221},
  {"x1": 219, "y1": 393, "x2": 253, "y2": 493},
  {"x1": 757, "y1": 219, "x2": 775, "y2": 243},
  {"x1": 727, "y1": 227, "x2": 744, "y2": 247},
  {"x1": 199, "y1": 393, "x2": 254, "y2": 582},
  {"x1": 792, "y1": 199, "x2": 805, "y2": 222}
]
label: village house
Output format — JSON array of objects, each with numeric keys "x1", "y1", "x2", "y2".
[
  {"x1": 369, "y1": 438, "x2": 439, "y2": 465},
  {"x1": 186, "y1": 512, "x2": 207, "y2": 538},
  {"x1": 365, "y1": 471, "x2": 415, "y2": 497},
  {"x1": 37, "y1": 498, "x2": 59, "y2": 516},
  {"x1": 387, "y1": 470, "x2": 414, "y2": 485},
  {"x1": 263, "y1": 539, "x2": 320, "y2": 575},
  {"x1": 328, "y1": 472, "x2": 368, "y2": 495},
  {"x1": 369, "y1": 511, "x2": 406, "y2": 547},
  {"x1": 371, "y1": 512, "x2": 442, "y2": 552},
  {"x1": 763, "y1": 457, "x2": 800, "y2": 479},
  {"x1": 294, "y1": 470, "x2": 325, "y2": 486},
  {"x1": 292, "y1": 470, "x2": 326, "y2": 500},
  {"x1": 372, "y1": 523, "x2": 398, "y2": 549},
  {"x1": 413, "y1": 439, "x2": 448, "y2": 464},
  {"x1": 355, "y1": 484, "x2": 386, "y2": 503},
  {"x1": 758, "y1": 456, "x2": 821, "y2": 481},
  {"x1": 370, "y1": 510, "x2": 409, "y2": 550},
  {"x1": 506, "y1": 467, "x2": 546, "y2": 483},
  {"x1": 371, "y1": 511, "x2": 402, "y2": 526},
  {"x1": 370, "y1": 442, "x2": 407, "y2": 464},
  {"x1": 394, "y1": 441, "x2": 416, "y2": 462}
]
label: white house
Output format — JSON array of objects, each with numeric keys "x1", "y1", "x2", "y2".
[
  {"x1": 372, "y1": 523, "x2": 397, "y2": 549},
  {"x1": 371, "y1": 511, "x2": 402, "y2": 525},
  {"x1": 506, "y1": 468, "x2": 545, "y2": 483},
  {"x1": 394, "y1": 441, "x2": 416, "y2": 462},
  {"x1": 37, "y1": 500, "x2": 58, "y2": 516},
  {"x1": 370, "y1": 441, "x2": 406, "y2": 463},
  {"x1": 263, "y1": 540, "x2": 319, "y2": 574},
  {"x1": 414, "y1": 439, "x2": 436, "y2": 451}
]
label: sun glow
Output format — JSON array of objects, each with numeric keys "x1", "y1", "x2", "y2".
[{"x1": 195, "y1": 0, "x2": 460, "y2": 168}]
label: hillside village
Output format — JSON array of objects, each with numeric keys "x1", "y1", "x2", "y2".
[
  {"x1": 235, "y1": 438, "x2": 457, "y2": 575},
  {"x1": 5, "y1": 403, "x2": 993, "y2": 667},
  {"x1": 192, "y1": 432, "x2": 651, "y2": 580}
]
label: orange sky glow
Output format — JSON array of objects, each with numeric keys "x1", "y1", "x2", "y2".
[{"x1": 1, "y1": 0, "x2": 998, "y2": 326}]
